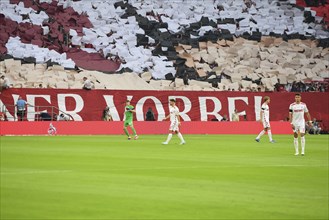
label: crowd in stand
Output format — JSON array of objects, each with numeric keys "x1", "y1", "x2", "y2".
[
  {"x1": 304, "y1": 0, "x2": 327, "y2": 7},
  {"x1": 0, "y1": 0, "x2": 328, "y2": 92},
  {"x1": 275, "y1": 81, "x2": 328, "y2": 92}
]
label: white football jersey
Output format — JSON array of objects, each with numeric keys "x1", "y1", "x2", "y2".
[
  {"x1": 289, "y1": 102, "x2": 309, "y2": 125},
  {"x1": 261, "y1": 103, "x2": 270, "y2": 122},
  {"x1": 169, "y1": 105, "x2": 179, "y2": 122}
]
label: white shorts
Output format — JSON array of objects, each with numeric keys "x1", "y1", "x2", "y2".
[
  {"x1": 262, "y1": 120, "x2": 270, "y2": 129},
  {"x1": 292, "y1": 123, "x2": 306, "y2": 134},
  {"x1": 169, "y1": 121, "x2": 179, "y2": 132}
]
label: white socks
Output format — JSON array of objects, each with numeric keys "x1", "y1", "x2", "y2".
[
  {"x1": 267, "y1": 130, "x2": 273, "y2": 142},
  {"x1": 164, "y1": 133, "x2": 185, "y2": 144},
  {"x1": 165, "y1": 133, "x2": 173, "y2": 143},
  {"x1": 294, "y1": 138, "x2": 299, "y2": 154},
  {"x1": 256, "y1": 130, "x2": 265, "y2": 139},
  {"x1": 256, "y1": 130, "x2": 273, "y2": 142},
  {"x1": 301, "y1": 136, "x2": 305, "y2": 154},
  {"x1": 294, "y1": 137, "x2": 306, "y2": 155},
  {"x1": 177, "y1": 132, "x2": 185, "y2": 143}
]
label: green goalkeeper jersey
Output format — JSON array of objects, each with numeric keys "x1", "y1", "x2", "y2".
[{"x1": 124, "y1": 105, "x2": 134, "y2": 122}]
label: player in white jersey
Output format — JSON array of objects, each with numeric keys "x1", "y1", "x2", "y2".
[
  {"x1": 255, "y1": 96, "x2": 275, "y2": 143},
  {"x1": 289, "y1": 93, "x2": 312, "y2": 156},
  {"x1": 162, "y1": 99, "x2": 186, "y2": 145}
]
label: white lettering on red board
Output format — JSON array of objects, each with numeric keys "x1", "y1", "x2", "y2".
[
  {"x1": 198, "y1": 97, "x2": 223, "y2": 121},
  {"x1": 2, "y1": 93, "x2": 262, "y2": 121},
  {"x1": 57, "y1": 94, "x2": 83, "y2": 121}
]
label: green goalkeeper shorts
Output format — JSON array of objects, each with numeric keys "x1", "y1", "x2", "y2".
[{"x1": 124, "y1": 121, "x2": 133, "y2": 127}]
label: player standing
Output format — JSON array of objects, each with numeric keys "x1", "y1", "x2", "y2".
[
  {"x1": 289, "y1": 93, "x2": 312, "y2": 156},
  {"x1": 162, "y1": 99, "x2": 186, "y2": 145},
  {"x1": 123, "y1": 100, "x2": 138, "y2": 140},
  {"x1": 255, "y1": 96, "x2": 275, "y2": 143}
]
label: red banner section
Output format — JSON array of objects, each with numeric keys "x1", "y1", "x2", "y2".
[
  {"x1": 0, "y1": 89, "x2": 328, "y2": 130},
  {"x1": 0, "y1": 121, "x2": 292, "y2": 135}
]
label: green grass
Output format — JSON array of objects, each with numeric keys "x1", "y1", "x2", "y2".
[{"x1": 0, "y1": 135, "x2": 328, "y2": 220}]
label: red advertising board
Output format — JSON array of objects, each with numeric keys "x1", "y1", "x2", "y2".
[
  {"x1": 0, "y1": 121, "x2": 292, "y2": 135},
  {"x1": 0, "y1": 89, "x2": 328, "y2": 130}
]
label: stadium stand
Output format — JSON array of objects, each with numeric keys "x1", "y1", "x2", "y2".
[
  {"x1": 1, "y1": 37, "x2": 328, "y2": 91},
  {"x1": 0, "y1": 0, "x2": 328, "y2": 91}
]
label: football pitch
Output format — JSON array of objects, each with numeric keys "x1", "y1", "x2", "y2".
[{"x1": 1, "y1": 135, "x2": 328, "y2": 220}]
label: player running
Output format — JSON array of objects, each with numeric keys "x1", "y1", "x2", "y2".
[
  {"x1": 162, "y1": 99, "x2": 186, "y2": 145},
  {"x1": 289, "y1": 93, "x2": 312, "y2": 156},
  {"x1": 255, "y1": 96, "x2": 275, "y2": 143},
  {"x1": 123, "y1": 100, "x2": 138, "y2": 140}
]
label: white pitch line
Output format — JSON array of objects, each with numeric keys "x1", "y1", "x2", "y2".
[
  {"x1": 1, "y1": 164, "x2": 326, "y2": 175},
  {"x1": 85, "y1": 164, "x2": 328, "y2": 172},
  {"x1": 0, "y1": 170, "x2": 73, "y2": 175}
]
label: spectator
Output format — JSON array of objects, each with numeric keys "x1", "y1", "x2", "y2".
[
  {"x1": 305, "y1": 0, "x2": 327, "y2": 6},
  {"x1": 231, "y1": 109, "x2": 240, "y2": 121},
  {"x1": 102, "y1": 106, "x2": 112, "y2": 121},
  {"x1": 15, "y1": 96, "x2": 31, "y2": 121},
  {"x1": 319, "y1": 84, "x2": 326, "y2": 92},
  {"x1": 145, "y1": 107, "x2": 155, "y2": 121},
  {"x1": 306, "y1": 83, "x2": 316, "y2": 92},
  {"x1": 0, "y1": 112, "x2": 6, "y2": 121},
  {"x1": 57, "y1": 113, "x2": 70, "y2": 121},
  {"x1": 39, "y1": 112, "x2": 52, "y2": 121},
  {"x1": 310, "y1": 118, "x2": 322, "y2": 134},
  {"x1": 291, "y1": 82, "x2": 298, "y2": 92},
  {"x1": 221, "y1": 115, "x2": 228, "y2": 121},
  {"x1": 0, "y1": 75, "x2": 11, "y2": 91},
  {"x1": 285, "y1": 83, "x2": 292, "y2": 92},
  {"x1": 82, "y1": 77, "x2": 94, "y2": 90}
]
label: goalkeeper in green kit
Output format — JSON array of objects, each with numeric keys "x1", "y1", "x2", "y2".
[{"x1": 123, "y1": 100, "x2": 139, "y2": 140}]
